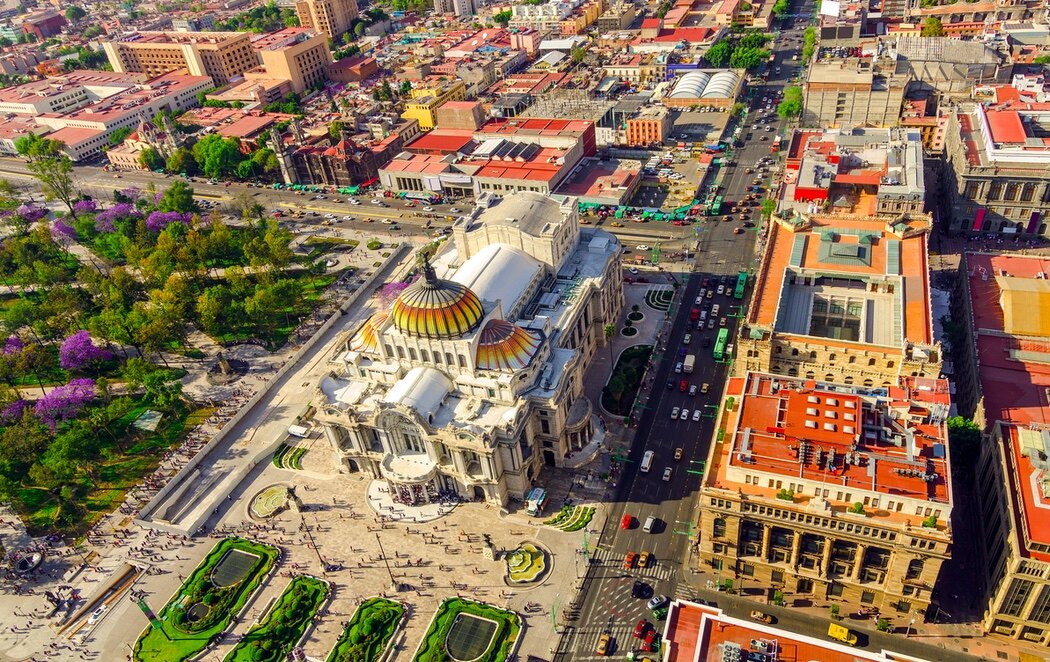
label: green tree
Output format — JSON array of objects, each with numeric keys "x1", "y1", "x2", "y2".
[
  {"x1": 251, "y1": 148, "x2": 279, "y2": 174},
  {"x1": 771, "y1": 0, "x2": 788, "y2": 15},
  {"x1": 14, "y1": 134, "x2": 79, "y2": 219},
  {"x1": 82, "y1": 25, "x2": 102, "y2": 39},
  {"x1": 65, "y1": 6, "x2": 86, "y2": 21},
  {"x1": 777, "y1": 85, "x2": 803, "y2": 119},
  {"x1": 493, "y1": 9, "x2": 512, "y2": 25},
  {"x1": 761, "y1": 198, "x2": 776, "y2": 219},
  {"x1": 399, "y1": 80, "x2": 412, "y2": 96},
  {"x1": 921, "y1": 16, "x2": 943, "y2": 37},
  {"x1": 166, "y1": 147, "x2": 197, "y2": 176},
  {"x1": 802, "y1": 26, "x2": 817, "y2": 62},
  {"x1": 354, "y1": 21, "x2": 366, "y2": 37},
  {"x1": 158, "y1": 180, "x2": 196, "y2": 213},
  {"x1": 1035, "y1": 55, "x2": 1050, "y2": 66},
  {"x1": 328, "y1": 120, "x2": 345, "y2": 141},
  {"x1": 191, "y1": 134, "x2": 244, "y2": 179},
  {"x1": 570, "y1": 45, "x2": 587, "y2": 64},
  {"x1": 947, "y1": 416, "x2": 981, "y2": 474},
  {"x1": 705, "y1": 39, "x2": 732, "y2": 67},
  {"x1": 108, "y1": 126, "x2": 133, "y2": 147},
  {"x1": 139, "y1": 147, "x2": 165, "y2": 171},
  {"x1": 730, "y1": 46, "x2": 768, "y2": 70}
]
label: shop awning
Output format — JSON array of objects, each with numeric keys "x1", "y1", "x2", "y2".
[
  {"x1": 972, "y1": 208, "x2": 986, "y2": 232},
  {"x1": 1027, "y1": 211, "x2": 1041, "y2": 235}
]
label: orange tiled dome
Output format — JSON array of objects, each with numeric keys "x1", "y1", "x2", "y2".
[
  {"x1": 350, "y1": 311, "x2": 388, "y2": 353},
  {"x1": 392, "y1": 266, "x2": 484, "y2": 339},
  {"x1": 475, "y1": 320, "x2": 542, "y2": 371}
]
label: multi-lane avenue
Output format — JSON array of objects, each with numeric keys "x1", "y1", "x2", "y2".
[{"x1": 556, "y1": 18, "x2": 812, "y2": 662}]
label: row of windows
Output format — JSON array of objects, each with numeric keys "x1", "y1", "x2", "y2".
[
  {"x1": 383, "y1": 343, "x2": 468, "y2": 368},
  {"x1": 737, "y1": 502, "x2": 899, "y2": 541}
]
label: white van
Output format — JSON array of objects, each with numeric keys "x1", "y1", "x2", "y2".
[
  {"x1": 643, "y1": 515, "x2": 657, "y2": 533},
  {"x1": 641, "y1": 450, "x2": 654, "y2": 473}
]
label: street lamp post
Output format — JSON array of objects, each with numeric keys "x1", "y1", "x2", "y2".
[
  {"x1": 906, "y1": 617, "x2": 915, "y2": 638},
  {"x1": 374, "y1": 532, "x2": 398, "y2": 593}
]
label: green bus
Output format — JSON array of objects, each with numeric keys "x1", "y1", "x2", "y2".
[
  {"x1": 713, "y1": 328, "x2": 729, "y2": 361},
  {"x1": 734, "y1": 271, "x2": 747, "y2": 299},
  {"x1": 710, "y1": 196, "x2": 724, "y2": 216}
]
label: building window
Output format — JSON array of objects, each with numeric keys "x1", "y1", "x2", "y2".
[
  {"x1": 396, "y1": 346, "x2": 405, "y2": 359},
  {"x1": 829, "y1": 583, "x2": 844, "y2": 597},
  {"x1": 906, "y1": 558, "x2": 924, "y2": 580},
  {"x1": 540, "y1": 419, "x2": 550, "y2": 435},
  {"x1": 1028, "y1": 585, "x2": 1050, "y2": 624},
  {"x1": 445, "y1": 352, "x2": 454, "y2": 365},
  {"x1": 713, "y1": 518, "x2": 726, "y2": 538},
  {"x1": 861, "y1": 590, "x2": 875, "y2": 604},
  {"x1": 1002, "y1": 578, "x2": 1035, "y2": 617},
  {"x1": 409, "y1": 347, "x2": 418, "y2": 361}
]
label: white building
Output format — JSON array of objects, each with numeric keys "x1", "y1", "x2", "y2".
[{"x1": 314, "y1": 192, "x2": 624, "y2": 506}]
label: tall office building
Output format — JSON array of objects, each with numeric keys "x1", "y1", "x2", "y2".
[
  {"x1": 294, "y1": 0, "x2": 359, "y2": 40},
  {"x1": 102, "y1": 32, "x2": 256, "y2": 86}
]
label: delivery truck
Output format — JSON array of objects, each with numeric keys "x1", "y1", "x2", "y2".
[{"x1": 683, "y1": 354, "x2": 696, "y2": 374}]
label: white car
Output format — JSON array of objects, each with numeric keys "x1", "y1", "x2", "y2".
[
  {"x1": 694, "y1": 295, "x2": 703, "y2": 305},
  {"x1": 342, "y1": 216, "x2": 352, "y2": 221},
  {"x1": 680, "y1": 408, "x2": 689, "y2": 420},
  {"x1": 692, "y1": 409, "x2": 702, "y2": 422},
  {"x1": 716, "y1": 285, "x2": 725, "y2": 295},
  {"x1": 636, "y1": 244, "x2": 650, "y2": 251},
  {"x1": 371, "y1": 199, "x2": 383, "y2": 205},
  {"x1": 670, "y1": 407, "x2": 680, "y2": 419},
  {"x1": 381, "y1": 219, "x2": 394, "y2": 224},
  {"x1": 423, "y1": 206, "x2": 434, "y2": 211},
  {"x1": 349, "y1": 199, "x2": 361, "y2": 205},
  {"x1": 662, "y1": 467, "x2": 673, "y2": 481},
  {"x1": 449, "y1": 207, "x2": 461, "y2": 213},
  {"x1": 88, "y1": 605, "x2": 107, "y2": 624}
]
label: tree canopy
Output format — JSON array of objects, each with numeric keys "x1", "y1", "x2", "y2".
[
  {"x1": 777, "y1": 86, "x2": 803, "y2": 119},
  {"x1": 921, "y1": 16, "x2": 943, "y2": 37},
  {"x1": 14, "y1": 134, "x2": 79, "y2": 219}
]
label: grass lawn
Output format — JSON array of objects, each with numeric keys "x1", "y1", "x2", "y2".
[
  {"x1": 303, "y1": 236, "x2": 360, "y2": 255},
  {"x1": 134, "y1": 538, "x2": 279, "y2": 662},
  {"x1": 600, "y1": 345, "x2": 654, "y2": 417},
  {"x1": 327, "y1": 597, "x2": 404, "y2": 662},
  {"x1": 413, "y1": 598, "x2": 520, "y2": 662},
  {"x1": 13, "y1": 403, "x2": 212, "y2": 537},
  {"x1": 225, "y1": 575, "x2": 329, "y2": 662}
]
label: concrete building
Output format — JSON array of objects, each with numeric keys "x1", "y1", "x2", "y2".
[
  {"x1": 313, "y1": 191, "x2": 623, "y2": 504},
  {"x1": 433, "y1": 0, "x2": 475, "y2": 18},
  {"x1": 595, "y1": 3, "x2": 635, "y2": 31},
  {"x1": 295, "y1": 0, "x2": 359, "y2": 40},
  {"x1": 899, "y1": 98, "x2": 949, "y2": 155},
  {"x1": 953, "y1": 253, "x2": 1050, "y2": 647},
  {"x1": 171, "y1": 15, "x2": 216, "y2": 32},
  {"x1": 21, "y1": 10, "x2": 65, "y2": 39},
  {"x1": 780, "y1": 127, "x2": 927, "y2": 218},
  {"x1": 804, "y1": 60, "x2": 907, "y2": 128},
  {"x1": 889, "y1": 36, "x2": 1004, "y2": 96},
  {"x1": 249, "y1": 28, "x2": 332, "y2": 94},
  {"x1": 942, "y1": 102, "x2": 1050, "y2": 237},
  {"x1": 624, "y1": 105, "x2": 670, "y2": 147},
  {"x1": 434, "y1": 101, "x2": 485, "y2": 131},
  {"x1": 736, "y1": 208, "x2": 940, "y2": 387},
  {"x1": 36, "y1": 72, "x2": 213, "y2": 161},
  {"x1": 103, "y1": 31, "x2": 257, "y2": 86},
  {"x1": 106, "y1": 115, "x2": 181, "y2": 170},
  {"x1": 697, "y1": 372, "x2": 953, "y2": 616},
  {"x1": 662, "y1": 600, "x2": 934, "y2": 662},
  {"x1": 402, "y1": 79, "x2": 467, "y2": 130}
]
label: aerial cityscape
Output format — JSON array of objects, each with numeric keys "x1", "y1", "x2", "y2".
[{"x1": 0, "y1": 0, "x2": 1044, "y2": 657}]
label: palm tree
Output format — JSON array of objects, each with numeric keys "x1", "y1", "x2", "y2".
[{"x1": 603, "y1": 324, "x2": 616, "y2": 364}]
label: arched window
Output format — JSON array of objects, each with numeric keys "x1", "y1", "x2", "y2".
[
  {"x1": 774, "y1": 346, "x2": 782, "y2": 354},
  {"x1": 863, "y1": 379, "x2": 873, "y2": 387},
  {"x1": 421, "y1": 349, "x2": 430, "y2": 362},
  {"x1": 848, "y1": 356, "x2": 855, "y2": 364},
  {"x1": 886, "y1": 360, "x2": 894, "y2": 368},
  {"x1": 829, "y1": 353, "x2": 836, "y2": 362},
  {"x1": 809, "y1": 351, "x2": 817, "y2": 360},
  {"x1": 792, "y1": 348, "x2": 799, "y2": 356},
  {"x1": 868, "y1": 357, "x2": 876, "y2": 366},
  {"x1": 844, "y1": 376, "x2": 854, "y2": 384},
  {"x1": 825, "y1": 374, "x2": 835, "y2": 382},
  {"x1": 788, "y1": 367, "x2": 798, "y2": 376},
  {"x1": 806, "y1": 371, "x2": 815, "y2": 379}
]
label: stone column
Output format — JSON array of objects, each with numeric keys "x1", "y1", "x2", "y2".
[
  {"x1": 790, "y1": 532, "x2": 802, "y2": 568},
  {"x1": 853, "y1": 544, "x2": 867, "y2": 581},
  {"x1": 322, "y1": 424, "x2": 341, "y2": 451},
  {"x1": 761, "y1": 525, "x2": 772, "y2": 562},
  {"x1": 820, "y1": 538, "x2": 832, "y2": 578}
]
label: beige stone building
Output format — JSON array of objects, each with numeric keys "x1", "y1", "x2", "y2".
[
  {"x1": 295, "y1": 0, "x2": 359, "y2": 40},
  {"x1": 249, "y1": 28, "x2": 332, "y2": 94},
  {"x1": 697, "y1": 372, "x2": 954, "y2": 616},
  {"x1": 803, "y1": 60, "x2": 907, "y2": 128},
  {"x1": 735, "y1": 210, "x2": 941, "y2": 388},
  {"x1": 313, "y1": 192, "x2": 623, "y2": 506},
  {"x1": 102, "y1": 32, "x2": 257, "y2": 86}
]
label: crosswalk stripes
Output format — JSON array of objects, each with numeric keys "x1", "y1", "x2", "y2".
[{"x1": 569, "y1": 621, "x2": 660, "y2": 660}]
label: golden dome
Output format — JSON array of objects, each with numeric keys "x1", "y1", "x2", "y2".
[
  {"x1": 475, "y1": 320, "x2": 542, "y2": 371},
  {"x1": 350, "y1": 311, "x2": 388, "y2": 353},
  {"x1": 392, "y1": 259, "x2": 484, "y2": 339}
]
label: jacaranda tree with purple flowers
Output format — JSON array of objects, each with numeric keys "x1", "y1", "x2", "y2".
[
  {"x1": 34, "y1": 378, "x2": 95, "y2": 429},
  {"x1": 3, "y1": 335, "x2": 24, "y2": 355},
  {"x1": 72, "y1": 199, "x2": 97, "y2": 215},
  {"x1": 59, "y1": 331, "x2": 111, "y2": 371},
  {"x1": 1, "y1": 399, "x2": 28, "y2": 423},
  {"x1": 145, "y1": 211, "x2": 192, "y2": 233}
]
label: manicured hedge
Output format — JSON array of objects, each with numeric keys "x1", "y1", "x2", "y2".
[
  {"x1": 413, "y1": 598, "x2": 520, "y2": 662},
  {"x1": 224, "y1": 575, "x2": 329, "y2": 662},
  {"x1": 327, "y1": 597, "x2": 405, "y2": 662},
  {"x1": 134, "y1": 538, "x2": 279, "y2": 662}
]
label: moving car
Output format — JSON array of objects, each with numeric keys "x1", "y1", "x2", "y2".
[
  {"x1": 88, "y1": 605, "x2": 107, "y2": 624},
  {"x1": 634, "y1": 619, "x2": 650, "y2": 638},
  {"x1": 680, "y1": 408, "x2": 689, "y2": 420},
  {"x1": 674, "y1": 447, "x2": 683, "y2": 461},
  {"x1": 751, "y1": 610, "x2": 774, "y2": 624},
  {"x1": 638, "y1": 551, "x2": 651, "y2": 568},
  {"x1": 624, "y1": 552, "x2": 638, "y2": 569},
  {"x1": 688, "y1": 384, "x2": 698, "y2": 396},
  {"x1": 692, "y1": 409, "x2": 701, "y2": 422},
  {"x1": 670, "y1": 407, "x2": 680, "y2": 419},
  {"x1": 621, "y1": 514, "x2": 633, "y2": 529},
  {"x1": 701, "y1": 383, "x2": 710, "y2": 394},
  {"x1": 679, "y1": 379, "x2": 688, "y2": 392},
  {"x1": 648, "y1": 595, "x2": 668, "y2": 611},
  {"x1": 596, "y1": 633, "x2": 611, "y2": 655},
  {"x1": 662, "y1": 467, "x2": 673, "y2": 481}
]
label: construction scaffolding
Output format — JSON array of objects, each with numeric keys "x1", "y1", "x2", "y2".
[{"x1": 521, "y1": 89, "x2": 615, "y2": 123}]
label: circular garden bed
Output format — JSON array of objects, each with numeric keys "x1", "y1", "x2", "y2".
[{"x1": 505, "y1": 542, "x2": 549, "y2": 585}]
